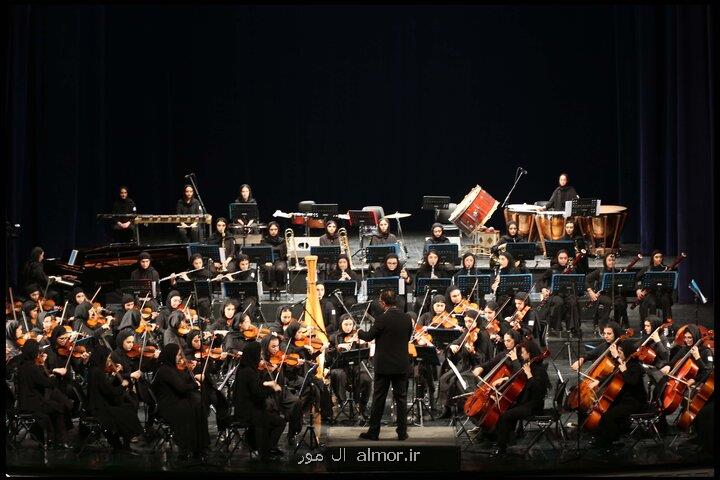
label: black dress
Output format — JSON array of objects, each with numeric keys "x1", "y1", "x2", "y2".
[{"x1": 86, "y1": 364, "x2": 143, "y2": 444}]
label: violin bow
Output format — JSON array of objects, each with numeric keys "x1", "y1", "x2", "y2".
[{"x1": 9, "y1": 287, "x2": 18, "y2": 323}]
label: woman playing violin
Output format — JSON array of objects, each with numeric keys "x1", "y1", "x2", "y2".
[
  {"x1": 501, "y1": 292, "x2": 542, "y2": 347},
  {"x1": 163, "y1": 310, "x2": 192, "y2": 350},
  {"x1": 111, "y1": 330, "x2": 157, "y2": 398},
  {"x1": 328, "y1": 314, "x2": 372, "y2": 419},
  {"x1": 418, "y1": 295, "x2": 451, "y2": 330}
]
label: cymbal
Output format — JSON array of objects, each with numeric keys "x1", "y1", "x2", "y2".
[
  {"x1": 337, "y1": 213, "x2": 350, "y2": 220},
  {"x1": 385, "y1": 212, "x2": 411, "y2": 219}
]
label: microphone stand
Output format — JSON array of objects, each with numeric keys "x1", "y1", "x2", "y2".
[{"x1": 499, "y1": 168, "x2": 527, "y2": 209}]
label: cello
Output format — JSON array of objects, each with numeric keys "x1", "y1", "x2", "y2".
[
  {"x1": 676, "y1": 368, "x2": 714, "y2": 431},
  {"x1": 635, "y1": 319, "x2": 673, "y2": 365},
  {"x1": 564, "y1": 328, "x2": 634, "y2": 412},
  {"x1": 660, "y1": 329, "x2": 714, "y2": 415}
]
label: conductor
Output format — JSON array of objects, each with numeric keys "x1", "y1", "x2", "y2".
[{"x1": 354, "y1": 289, "x2": 413, "y2": 441}]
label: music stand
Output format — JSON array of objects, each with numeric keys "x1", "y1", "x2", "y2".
[
  {"x1": 322, "y1": 280, "x2": 357, "y2": 298},
  {"x1": 564, "y1": 198, "x2": 600, "y2": 218},
  {"x1": 550, "y1": 274, "x2": 586, "y2": 296},
  {"x1": 426, "y1": 328, "x2": 463, "y2": 350},
  {"x1": 505, "y1": 242, "x2": 538, "y2": 262},
  {"x1": 310, "y1": 246, "x2": 341, "y2": 265},
  {"x1": 349, "y1": 301, "x2": 373, "y2": 330},
  {"x1": 544, "y1": 240, "x2": 576, "y2": 259},
  {"x1": 119, "y1": 279, "x2": 156, "y2": 299},
  {"x1": 221, "y1": 281, "x2": 259, "y2": 301},
  {"x1": 228, "y1": 202, "x2": 259, "y2": 224},
  {"x1": 641, "y1": 272, "x2": 678, "y2": 291},
  {"x1": 421, "y1": 196, "x2": 451, "y2": 210},
  {"x1": 188, "y1": 244, "x2": 224, "y2": 263},
  {"x1": 415, "y1": 278, "x2": 452, "y2": 296},
  {"x1": 310, "y1": 203, "x2": 338, "y2": 221},
  {"x1": 601, "y1": 272, "x2": 637, "y2": 293},
  {"x1": 409, "y1": 345, "x2": 439, "y2": 426},
  {"x1": 366, "y1": 245, "x2": 398, "y2": 264},
  {"x1": 495, "y1": 274, "x2": 533, "y2": 297},
  {"x1": 366, "y1": 277, "x2": 400, "y2": 297},
  {"x1": 239, "y1": 246, "x2": 274, "y2": 265},
  {"x1": 457, "y1": 275, "x2": 492, "y2": 305},
  {"x1": 333, "y1": 347, "x2": 371, "y2": 423},
  {"x1": 424, "y1": 243, "x2": 459, "y2": 265},
  {"x1": 347, "y1": 210, "x2": 377, "y2": 227},
  {"x1": 193, "y1": 280, "x2": 214, "y2": 299}
]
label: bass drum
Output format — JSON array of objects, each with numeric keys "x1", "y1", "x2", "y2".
[{"x1": 449, "y1": 186, "x2": 499, "y2": 235}]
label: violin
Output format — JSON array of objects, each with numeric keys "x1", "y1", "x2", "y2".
[
  {"x1": 294, "y1": 327, "x2": 324, "y2": 351},
  {"x1": 104, "y1": 360, "x2": 122, "y2": 375},
  {"x1": 430, "y1": 310, "x2": 458, "y2": 329},
  {"x1": 126, "y1": 344, "x2": 158, "y2": 359},
  {"x1": 134, "y1": 317, "x2": 158, "y2": 335},
  {"x1": 411, "y1": 322, "x2": 433, "y2": 346},
  {"x1": 57, "y1": 341, "x2": 88, "y2": 358},
  {"x1": 6, "y1": 299, "x2": 22, "y2": 316},
  {"x1": 266, "y1": 351, "x2": 301, "y2": 367},
  {"x1": 660, "y1": 329, "x2": 714, "y2": 415},
  {"x1": 16, "y1": 331, "x2": 38, "y2": 347},
  {"x1": 676, "y1": 369, "x2": 714, "y2": 431},
  {"x1": 242, "y1": 324, "x2": 271, "y2": 341},
  {"x1": 193, "y1": 345, "x2": 236, "y2": 361},
  {"x1": 506, "y1": 305, "x2": 530, "y2": 331},
  {"x1": 86, "y1": 301, "x2": 110, "y2": 328},
  {"x1": 564, "y1": 328, "x2": 634, "y2": 412},
  {"x1": 452, "y1": 298, "x2": 479, "y2": 316}
]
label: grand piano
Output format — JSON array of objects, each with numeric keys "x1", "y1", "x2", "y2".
[{"x1": 45, "y1": 243, "x2": 190, "y2": 302}]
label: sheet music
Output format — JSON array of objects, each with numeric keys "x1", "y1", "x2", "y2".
[
  {"x1": 398, "y1": 277, "x2": 405, "y2": 295},
  {"x1": 447, "y1": 358, "x2": 468, "y2": 390}
]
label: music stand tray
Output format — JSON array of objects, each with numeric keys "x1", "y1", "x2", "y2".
[
  {"x1": 193, "y1": 280, "x2": 214, "y2": 298},
  {"x1": 544, "y1": 240, "x2": 577, "y2": 259},
  {"x1": 366, "y1": 277, "x2": 400, "y2": 297},
  {"x1": 505, "y1": 242, "x2": 538, "y2": 262},
  {"x1": 424, "y1": 243, "x2": 459, "y2": 264},
  {"x1": 550, "y1": 274, "x2": 586, "y2": 296},
  {"x1": 310, "y1": 203, "x2": 339, "y2": 219},
  {"x1": 565, "y1": 198, "x2": 600, "y2": 218},
  {"x1": 222, "y1": 281, "x2": 259, "y2": 300},
  {"x1": 188, "y1": 244, "x2": 224, "y2": 263},
  {"x1": 239, "y1": 246, "x2": 274, "y2": 264},
  {"x1": 421, "y1": 196, "x2": 451, "y2": 210},
  {"x1": 322, "y1": 280, "x2": 358, "y2": 297},
  {"x1": 601, "y1": 272, "x2": 638, "y2": 293},
  {"x1": 426, "y1": 328, "x2": 463, "y2": 350},
  {"x1": 457, "y1": 275, "x2": 492, "y2": 297},
  {"x1": 366, "y1": 245, "x2": 398, "y2": 263},
  {"x1": 415, "y1": 278, "x2": 452, "y2": 296},
  {"x1": 413, "y1": 345, "x2": 440, "y2": 366},
  {"x1": 348, "y1": 210, "x2": 378, "y2": 227},
  {"x1": 310, "y1": 245, "x2": 341, "y2": 264},
  {"x1": 496, "y1": 274, "x2": 533, "y2": 297},
  {"x1": 119, "y1": 279, "x2": 155, "y2": 298},
  {"x1": 641, "y1": 272, "x2": 678, "y2": 290},
  {"x1": 229, "y1": 203, "x2": 259, "y2": 224},
  {"x1": 336, "y1": 348, "x2": 371, "y2": 368}
]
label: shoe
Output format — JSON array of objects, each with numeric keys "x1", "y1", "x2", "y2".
[
  {"x1": 397, "y1": 432, "x2": 408, "y2": 441},
  {"x1": 439, "y1": 406, "x2": 453, "y2": 419},
  {"x1": 359, "y1": 432, "x2": 379, "y2": 441},
  {"x1": 270, "y1": 447, "x2": 284, "y2": 456},
  {"x1": 286, "y1": 434, "x2": 296, "y2": 446}
]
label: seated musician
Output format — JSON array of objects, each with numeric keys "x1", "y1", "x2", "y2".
[
  {"x1": 543, "y1": 172, "x2": 578, "y2": 211},
  {"x1": 130, "y1": 252, "x2": 160, "y2": 302},
  {"x1": 45, "y1": 324, "x2": 89, "y2": 390},
  {"x1": 228, "y1": 253, "x2": 259, "y2": 318},
  {"x1": 6, "y1": 321, "x2": 25, "y2": 360},
  {"x1": 329, "y1": 314, "x2": 372, "y2": 419},
  {"x1": 315, "y1": 283, "x2": 338, "y2": 335},
  {"x1": 184, "y1": 330, "x2": 232, "y2": 433},
  {"x1": 21, "y1": 247, "x2": 60, "y2": 304},
  {"x1": 326, "y1": 254, "x2": 359, "y2": 312},
  {"x1": 69, "y1": 287, "x2": 89, "y2": 312},
  {"x1": 413, "y1": 250, "x2": 448, "y2": 313},
  {"x1": 176, "y1": 184, "x2": 203, "y2": 243},
  {"x1": 585, "y1": 253, "x2": 629, "y2": 331},
  {"x1": 234, "y1": 341, "x2": 285, "y2": 463},
  {"x1": 490, "y1": 221, "x2": 526, "y2": 257},
  {"x1": 319, "y1": 220, "x2": 340, "y2": 246},
  {"x1": 171, "y1": 253, "x2": 215, "y2": 321},
  {"x1": 491, "y1": 252, "x2": 519, "y2": 318},
  {"x1": 369, "y1": 253, "x2": 411, "y2": 316},
  {"x1": 207, "y1": 300, "x2": 238, "y2": 333},
  {"x1": 501, "y1": 292, "x2": 542, "y2": 347},
  {"x1": 208, "y1": 217, "x2": 237, "y2": 273},
  {"x1": 111, "y1": 329, "x2": 159, "y2": 400},
  {"x1": 570, "y1": 321, "x2": 622, "y2": 372},
  {"x1": 418, "y1": 295, "x2": 448, "y2": 327},
  {"x1": 163, "y1": 310, "x2": 193, "y2": 350},
  {"x1": 635, "y1": 250, "x2": 674, "y2": 322},
  {"x1": 155, "y1": 290, "x2": 193, "y2": 333},
  {"x1": 223, "y1": 311, "x2": 254, "y2": 357},
  {"x1": 73, "y1": 302, "x2": 114, "y2": 346},
  {"x1": 492, "y1": 339, "x2": 550, "y2": 456},
  {"x1": 21, "y1": 299, "x2": 43, "y2": 335},
  {"x1": 25, "y1": 283, "x2": 42, "y2": 309},
  {"x1": 269, "y1": 305, "x2": 295, "y2": 337},
  {"x1": 539, "y1": 249, "x2": 580, "y2": 337},
  {"x1": 262, "y1": 221, "x2": 288, "y2": 301},
  {"x1": 109, "y1": 185, "x2": 137, "y2": 244},
  {"x1": 16, "y1": 339, "x2": 74, "y2": 448},
  {"x1": 659, "y1": 324, "x2": 713, "y2": 393},
  {"x1": 436, "y1": 309, "x2": 488, "y2": 418},
  {"x1": 425, "y1": 223, "x2": 450, "y2": 247},
  {"x1": 86, "y1": 344, "x2": 144, "y2": 453},
  {"x1": 369, "y1": 217, "x2": 398, "y2": 245},
  {"x1": 589, "y1": 339, "x2": 646, "y2": 452},
  {"x1": 561, "y1": 220, "x2": 590, "y2": 274}
]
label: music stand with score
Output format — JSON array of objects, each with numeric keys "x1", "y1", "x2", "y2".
[
  {"x1": 310, "y1": 246, "x2": 341, "y2": 265},
  {"x1": 222, "y1": 281, "x2": 259, "y2": 301},
  {"x1": 239, "y1": 246, "x2": 274, "y2": 265},
  {"x1": 424, "y1": 243, "x2": 459, "y2": 265},
  {"x1": 426, "y1": 328, "x2": 463, "y2": 350},
  {"x1": 348, "y1": 210, "x2": 378, "y2": 227},
  {"x1": 564, "y1": 198, "x2": 600, "y2": 218},
  {"x1": 505, "y1": 242, "x2": 538, "y2": 262},
  {"x1": 229, "y1": 203, "x2": 259, "y2": 224},
  {"x1": 641, "y1": 272, "x2": 678, "y2": 291},
  {"x1": 544, "y1": 240, "x2": 577, "y2": 259},
  {"x1": 119, "y1": 279, "x2": 156, "y2": 299},
  {"x1": 457, "y1": 274, "x2": 492, "y2": 299},
  {"x1": 322, "y1": 280, "x2": 358, "y2": 298},
  {"x1": 415, "y1": 278, "x2": 452, "y2": 296},
  {"x1": 601, "y1": 272, "x2": 638, "y2": 293},
  {"x1": 496, "y1": 274, "x2": 533, "y2": 297},
  {"x1": 366, "y1": 245, "x2": 399, "y2": 264},
  {"x1": 366, "y1": 277, "x2": 401, "y2": 297},
  {"x1": 188, "y1": 244, "x2": 224, "y2": 263},
  {"x1": 550, "y1": 274, "x2": 587, "y2": 297}
]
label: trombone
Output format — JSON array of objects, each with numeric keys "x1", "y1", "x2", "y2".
[{"x1": 285, "y1": 228, "x2": 300, "y2": 270}]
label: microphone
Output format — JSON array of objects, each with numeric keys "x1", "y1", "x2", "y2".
[
  {"x1": 184, "y1": 173, "x2": 195, "y2": 179},
  {"x1": 289, "y1": 298, "x2": 307, "y2": 307},
  {"x1": 519, "y1": 167, "x2": 528, "y2": 175}
]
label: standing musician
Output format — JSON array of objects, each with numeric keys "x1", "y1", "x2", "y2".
[
  {"x1": 319, "y1": 220, "x2": 340, "y2": 246},
  {"x1": 413, "y1": 250, "x2": 448, "y2": 313},
  {"x1": 491, "y1": 252, "x2": 519, "y2": 319},
  {"x1": 635, "y1": 250, "x2": 675, "y2": 322},
  {"x1": 326, "y1": 254, "x2": 360, "y2": 312},
  {"x1": 425, "y1": 223, "x2": 450, "y2": 247},
  {"x1": 130, "y1": 252, "x2": 160, "y2": 302},
  {"x1": 328, "y1": 314, "x2": 372, "y2": 419},
  {"x1": 16, "y1": 339, "x2": 74, "y2": 448},
  {"x1": 86, "y1": 344, "x2": 144, "y2": 452},
  {"x1": 233, "y1": 341, "x2": 285, "y2": 463},
  {"x1": 176, "y1": 184, "x2": 203, "y2": 243},
  {"x1": 543, "y1": 172, "x2": 578, "y2": 211},
  {"x1": 109, "y1": 185, "x2": 137, "y2": 244},
  {"x1": 492, "y1": 339, "x2": 550, "y2": 456},
  {"x1": 151, "y1": 343, "x2": 209, "y2": 462},
  {"x1": 208, "y1": 217, "x2": 237, "y2": 273},
  {"x1": 369, "y1": 217, "x2": 398, "y2": 245},
  {"x1": 501, "y1": 292, "x2": 542, "y2": 347},
  {"x1": 21, "y1": 247, "x2": 61, "y2": 303},
  {"x1": 586, "y1": 253, "x2": 629, "y2": 331},
  {"x1": 356, "y1": 289, "x2": 413, "y2": 441},
  {"x1": 539, "y1": 249, "x2": 580, "y2": 337},
  {"x1": 561, "y1": 220, "x2": 590, "y2": 274},
  {"x1": 370, "y1": 253, "x2": 411, "y2": 315},
  {"x1": 262, "y1": 221, "x2": 289, "y2": 301},
  {"x1": 589, "y1": 339, "x2": 646, "y2": 452}
]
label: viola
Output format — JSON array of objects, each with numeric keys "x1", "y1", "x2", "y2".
[
  {"x1": 16, "y1": 331, "x2": 38, "y2": 347},
  {"x1": 126, "y1": 344, "x2": 158, "y2": 359},
  {"x1": 57, "y1": 342, "x2": 88, "y2": 358},
  {"x1": 506, "y1": 305, "x2": 530, "y2": 331},
  {"x1": 660, "y1": 330, "x2": 714, "y2": 415},
  {"x1": 565, "y1": 328, "x2": 634, "y2": 412},
  {"x1": 676, "y1": 369, "x2": 714, "y2": 431},
  {"x1": 411, "y1": 323, "x2": 433, "y2": 346},
  {"x1": 268, "y1": 351, "x2": 301, "y2": 367},
  {"x1": 294, "y1": 333, "x2": 324, "y2": 351},
  {"x1": 452, "y1": 299, "x2": 479, "y2": 316},
  {"x1": 6, "y1": 299, "x2": 22, "y2": 316},
  {"x1": 40, "y1": 298, "x2": 57, "y2": 312},
  {"x1": 243, "y1": 325, "x2": 271, "y2": 341},
  {"x1": 140, "y1": 306, "x2": 154, "y2": 320}
]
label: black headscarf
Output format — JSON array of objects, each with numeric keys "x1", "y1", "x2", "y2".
[
  {"x1": 645, "y1": 315, "x2": 662, "y2": 333},
  {"x1": 121, "y1": 293, "x2": 135, "y2": 305},
  {"x1": 431, "y1": 294, "x2": 446, "y2": 306},
  {"x1": 606, "y1": 321, "x2": 622, "y2": 340},
  {"x1": 430, "y1": 223, "x2": 447, "y2": 242},
  {"x1": 524, "y1": 339, "x2": 543, "y2": 359},
  {"x1": 74, "y1": 302, "x2": 91, "y2": 321},
  {"x1": 114, "y1": 329, "x2": 135, "y2": 353},
  {"x1": 383, "y1": 253, "x2": 401, "y2": 273},
  {"x1": 461, "y1": 252, "x2": 476, "y2": 271},
  {"x1": 22, "y1": 301, "x2": 37, "y2": 321},
  {"x1": 505, "y1": 329, "x2": 522, "y2": 346},
  {"x1": 166, "y1": 290, "x2": 181, "y2": 308},
  {"x1": 88, "y1": 344, "x2": 111, "y2": 369},
  {"x1": 619, "y1": 339, "x2": 639, "y2": 359},
  {"x1": 260, "y1": 334, "x2": 276, "y2": 360},
  {"x1": 285, "y1": 321, "x2": 302, "y2": 342},
  {"x1": 118, "y1": 309, "x2": 141, "y2": 331},
  {"x1": 6, "y1": 320, "x2": 20, "y2": 343},
  {"x1": 683, "y1": 324, "x2": 701, "y2": 344},
  {"x1": 157, "y1": 343, "x2": 180, "y2": 367},
  {"x1": 26, "y1": 284, "x2": 40, "y2": 296},
  {"x1": 240, "y1": 340, "x2": 261, "y2": 368},
  {"x1": 20, "y1": 338, "x2": 40, "y2": 362},
  {"x1": 167, "y1": 310, "x2": 185, "y2": 330},
  {"x1": 185, "y1": 330, "x2": 202, "y2": 353},
  {"x1": 336, "y1": 253, "x2": 351, "y2": 269},
  {"x1": 50, "y1": 325, "x2": 68, "y2": 349}
]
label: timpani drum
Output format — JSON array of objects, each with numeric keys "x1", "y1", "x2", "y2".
[
  {"x1": 503, "y1": 204, "x2": 541, "y2": 242},
  {"x1": 449, "y1": 186, "x2": 499, "y2": 235},
  {"x1": 535, "y1": 210, "x2": 567, "y2": 255},
  {"x1": 577, "y1": 205, "x2": 628, "y2": 255}
]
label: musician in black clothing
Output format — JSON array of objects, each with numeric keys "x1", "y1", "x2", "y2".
[
  {"x1": 109, "y1": 186, "x2": 137, "y2": 243},
  {"x1": 356, "y1": 290, "x2": 413, "y2": 440},
  {"x1": 455, "y1": 252, "x2": 479, "y2": 278},
  {"x1": 544, "y1": 172, "x2": 578, "y2": 211},
  {"x1": 585, "y1": 253, "x2": 629, "y2": 330},
  {"x1": 659, "y1": 324, "x2": 713, "y2": 391},
  {"x1": 177, "y1": 184, "x2": 203, "y2": 243},
  {"x1": 319, "y1": 220, "x2": 340, "y2": 246},
  {"x1": 171, "y1": 253, "x2": 215, "y2": 321},
  {"x1": 370, "y1": 253, "x2": 411, "y2": 315},
  {"x1": 262, "y1": 221, "x2": 288, "y2": 301},
  {"x1": 208, "y1": 217, "x2": 237, "y2": 273},
  {"x1": 639, "y1": 316, "x2": 672, "y2": 412},
  {"x1": 220, "y1": 254, "x2": 258, "y2": 319},
  {"x1": 539, "y1": 250, "x2": 580, "y2": 336},
  {"x1": 561, "y1": 220, "x2": 590, "y2": 274},
  {"x1": 328, "y1": 314, "x2": 372, "y2": 418},
  {"x1": 493, "y1": 339, "x2": 550, "y2": 456},
  {"x1": 491, "y1": 252, "x2": 519, "y2": 319},
  {"x1": 21, "y1": 247, "x2": 60, "y2": 303},
  {"x1": 326, "y1": 254, "x2": 359, "y2": 311},
  {"x1": 369, "y1": 217, "x2": 398, "y2": 245},
  {"x1": 130, "y1": 252, "x2": 160, "y2": 302},
  {"x1": 501, "y1": 292, "x2": 543, "y2": 347},
  {"x1": 635, "y1": 250, "x2": 674, "y2": 321},
  {"x1": 490, "y1": 221, "x2": 526, "y2": 256},
  {"x1": 235, "y1": 183, "x2": 256, "y2": 204},
  {"x1": 425, "y1": 223, "x2": 450, "y2": 248},
  {"x1": 570, "y1": 321, "x2": 622, "y2": 372},
  {"x1": 413, "y1": 249, "x2": 448, "y2": 313}
]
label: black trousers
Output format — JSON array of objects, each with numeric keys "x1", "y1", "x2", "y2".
[
  {"x1": 596, "y1": 397, "x2": 642, "y2": 445},
  {"x1": 263, "y1": 260, "x2": 288, "y2": 289},
  {"x1": 366, "y1": 373, "x2": 408, "y2": 436},
  {"x1": 593, "y1": 293, "x2": 628, "y2": 329},
  {"x1": 639, "y1": 290, "x2": 672, "y2": 322},
  {"x1": 497, "y1": 402, "x2": 536, "y2": 449},
  {"x1": 330, "y1": 367, "x2": 372, "y2": 409},
  {"x1": 246, "y1": 411, "x2": 286, "y2": 460},
  {"x1": 547, "y1": 293, "x2": 579, "y2": 331}
]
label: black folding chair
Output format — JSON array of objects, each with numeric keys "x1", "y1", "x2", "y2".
[
  {"x1": 73, "y1": 384, "x2": 110, "y2": 456},
  {"x1": 520, "y1": 378, "x2": 568, "y2": 457}
]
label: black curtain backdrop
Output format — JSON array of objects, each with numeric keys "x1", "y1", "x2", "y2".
[{"x1": 5, "y1": 5, "x2": 715, "y2": 302}]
